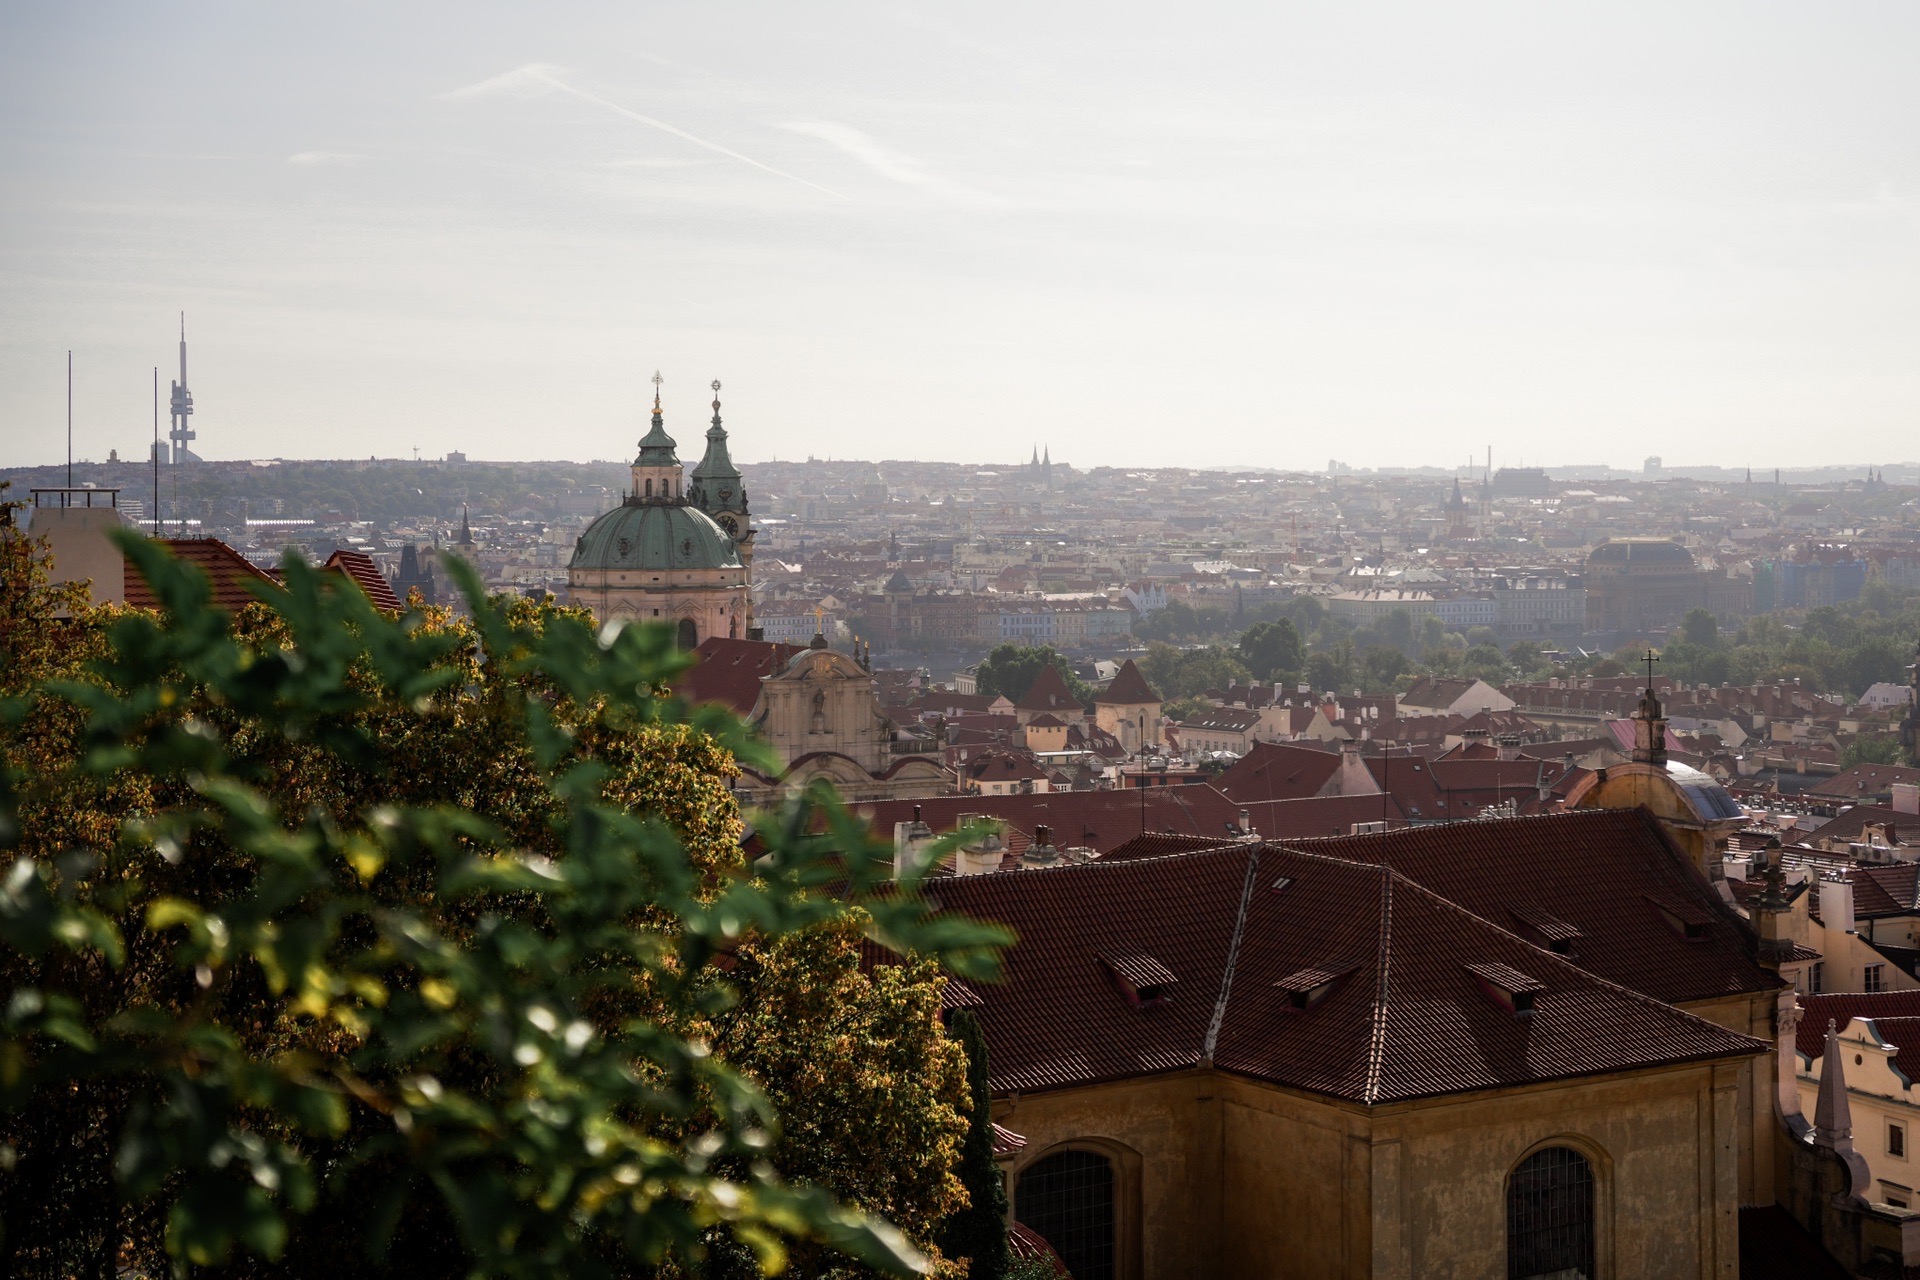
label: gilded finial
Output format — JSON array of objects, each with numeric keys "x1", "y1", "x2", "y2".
[{"x1": 651, "y1": 370, "x2": 664, "y2": 414}]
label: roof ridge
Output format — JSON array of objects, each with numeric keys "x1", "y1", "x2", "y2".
[
  {"x1": 1363, "y1": 862, "x2": 1394, "y2": 1105},
  {"x1": 1202, "y1": 847, "x2": 1261, "y2": 1066},
  {"x1": 1343, "y1": 851, "x2": 1774, "y2": 1044}
]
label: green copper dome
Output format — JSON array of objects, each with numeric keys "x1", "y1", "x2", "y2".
[{"x1": 570, "y1": 501, "x2": 741, "y2": 572}]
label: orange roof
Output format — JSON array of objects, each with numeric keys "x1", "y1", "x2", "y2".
[
  {"x1": 124, "y1": 538, "x2": 278, "y2": 612},
  {"x1": 322, "y1": 549, "x2": 403, "y2": 613}
]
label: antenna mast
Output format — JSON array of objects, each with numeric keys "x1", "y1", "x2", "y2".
[
  {"x1": 66, "y1": 350, "x2": 73, "y2": 492},
  {"x1": 152, "y1": 366, "x2": 161, "y2": 534}
]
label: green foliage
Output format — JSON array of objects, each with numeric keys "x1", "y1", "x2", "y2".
[
  {"x1": 1004, "y1": 1257, "x2": 1060, "y2": 1280},
  {"x1": 1161, "y1": 696, "x2": 1215, "y2": 723},
  {"x1": 1681, "y1": 609, "x2": 1720, "y2": 648},
  {"x1": 1236, "y1": 620, "x2": 1304, "y2": 683},
  {"x1": 1843, "y1": 734, "x2": 1905, "y2": 769},
  {"x1": 0, "y1": 527, "x2": 1010, "y2": 1278},
  {"x1": 1137, "y1": 644, "x2": 1251, "y2": 701},
  {"x1": 936, "y1": 1011, "x2": 1007, "y2": 1280},
  {"x1": 973, "y1": 645, "x2": 1093, "y2": 707}
]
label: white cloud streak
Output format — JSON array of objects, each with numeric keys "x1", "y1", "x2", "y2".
[
  {"x1": 780, "y1": 120, "x2": 1001, "y2": 207},
  {"x1": 442, "y1": 63, "x2": 846, "y2": 200}
]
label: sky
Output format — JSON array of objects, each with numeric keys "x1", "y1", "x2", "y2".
[{"x1": 2, "y1": 1, "x2": 1918, "y2": 472}]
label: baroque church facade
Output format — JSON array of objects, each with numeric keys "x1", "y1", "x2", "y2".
[{"x1": 567, "y1": 377, "x2": 755, "y2": 645}]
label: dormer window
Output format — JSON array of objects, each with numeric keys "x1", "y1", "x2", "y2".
[
  {"x1": 1274, "y1": 963, "x2": 1357, "y2": 1011},
  {"x1": 1099, "y1": 951, "x2": 1177, "y2": 1007},
  {"x1": 1466, "y1": 961, "x2": 1546, "y2": 1016},
  {"x1": 1508, "y1": 904, "x2": 1585, "y2": 955},
  {"x1": 1644, "y1": 895, "x2": 1713, "y2": 941}
]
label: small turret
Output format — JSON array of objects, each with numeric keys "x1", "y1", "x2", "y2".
[{"x1": 631, "y1": 372, "x2": 684, "y2": 503}]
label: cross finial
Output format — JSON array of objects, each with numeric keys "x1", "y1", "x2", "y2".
[
  {"x1": 651, "y1": 370, "x2": 663, "y2": 412},
  {"x1": 1643, "y1": 647, "x2": 1659, "y2": 691}
]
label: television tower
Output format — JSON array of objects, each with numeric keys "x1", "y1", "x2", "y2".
[{"x1": 168, "y1": 313, "x2": 197, "y2": 465}]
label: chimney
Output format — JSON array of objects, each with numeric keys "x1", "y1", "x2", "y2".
[
  {"x1": 893, "y1": 807, "x2": 936, "y2": 878},
  {"x1": 1021, "y1": 824, "x2": 1060, "y2": 870},
  {"x1": 1894, "y1": 783, "x2": 1919, "y2": 817},
  {"x1": 1819, "y1": 875, "x2": 1856, "y2": 935},
  {"x1": 953, "y1": 814, "x2": 1007, "y2": 876}
]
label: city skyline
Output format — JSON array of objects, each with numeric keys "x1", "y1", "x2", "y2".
[{"x1": 4, "y1": 3, "x2": 1919, "y2": 472}]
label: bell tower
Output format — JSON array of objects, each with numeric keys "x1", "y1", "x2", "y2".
[{"x1": 691, "y1": 378, "x2": 753, "y2": 569}]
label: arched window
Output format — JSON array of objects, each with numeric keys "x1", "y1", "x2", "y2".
[
  {"x1": 676, "y1": 618, "x2": 699, "y2": 650},
  {"x1": 1017, "y1": 1149, "x2": 1113, "y2": 1280},
  {"x1": 1508, "y1": 1146, "x2": 1594, "y2": 1280},
  {"x1": 645, "y1": 479, "x2": 653, "y2": 497}
]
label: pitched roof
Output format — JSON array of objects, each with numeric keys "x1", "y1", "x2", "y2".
[
  {"x1": 1808, "y1": 764, "x2": 1920, "y2": 800},
  {"x1": 850, "y1": 785, "x2": 1245, "y2": 856},
  {"x1": 1283, "y1": 809, "x2": 1782, "y2": 1006},
  {"x1": 321, "y1": 549, "x2": 403, "y2": 613},
  {"x1": 1099, "y1": 831, "x2": 1243, "y2": 862},
  {"x1": 1803, "y1": 805, "x2": 1909, "y2": 848},
  {"x1": 1095, "y1": 658, "x2": 1161, "y2": 705},
  {"x1": 1796, "y1": 993, "x2": 1920, "y2": 1081},
  {"x1": 123, "y1": 537, "x2": 278, "y2": 612},
  {"x1": 1015, "y1": 664, "x2": 1083, "y2": 715},
  {"x1": 678, "y1": 637, "x2": 804, "y2": 715},
  {"x1": 903, "y1": 845, "x2": 1765, "y2": 1103},
  {"x1": 1239, "y1": 794, "x2": 1405, "y2": 840},
  {"x1": 1214, "y1": 742, "x2": 1342, "y2": 804}
]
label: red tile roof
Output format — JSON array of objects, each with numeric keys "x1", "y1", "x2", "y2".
[
  {"x1": 123, "y1": 537, "x2": 278, "y2": 612},
  {"x1": 1015, "y1": 664, "x2": 1084, "y2": 715},
  {"x1": 1808, "y1": 764, "x2": 1920, "y2": 800},
  {"x1": 1214, "y1": 742, "x2": 1342, "y2": 804},
  {"x1": 1239, "y1": 794, "x2": 1405, "y2": 840},
  {"x1": 1095, "y1": 658, "x2": 1161, "y2": 705},
  {"x1": 321, "y1": 549, "x2": 402, "y2": 613},
  {"x1": 899, "y1": 844, "x2": 1765, "y2": 1103},
  {"x1": 1796, "y1": 993, "x2": 1920, "y2": 1083},
  {"x1": 850, "y1": 785, "x2": 1245, "y2": 856},
  {"x1": 1099, "y1": 832, "x2": 1243, "y2": 862},
  {"x1": 1802, "y1": 805, "x2": 1909, "y2": 848},
  {"x1": 678, "y1": 637, "x2": 804, "y2": 715},
  {"x1": 1284, "y1": 809, "x2": 1782, "y2": 1006}
]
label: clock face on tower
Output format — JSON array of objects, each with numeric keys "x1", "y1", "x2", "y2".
[{"x1": 716, "y1": 512, "x2": 739, "y2": 537}]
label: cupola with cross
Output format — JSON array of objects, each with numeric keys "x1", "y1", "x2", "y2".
[
  {"x1": 631, "y1": 371, "x2": 685, "y2": 503},
  {"x1": 690, "y1": 378, "x2": 753, "y2": 569}
]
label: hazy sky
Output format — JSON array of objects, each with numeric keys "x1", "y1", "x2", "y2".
[{"x1": 3, "y1": 2, "x2": 1917, "y2": 471}]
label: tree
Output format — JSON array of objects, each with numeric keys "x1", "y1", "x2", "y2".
[
  {"x1": 1236, "y1": 620, "x2": 1304, "y2": 682},
  {"x1": 1137, "y1": 644, "x2": 1250, "y2": 701},
  {"x1": 1681, "y1": 609, "x2": 1720, "y2": 649},
  {"x1": 0, "y1": 526, "x2": 1010, "y2": 1279},
  {"x1": 1380, "y1": 609, "x2": 1416, "y2": 657},
  {"x1": 1360, "y1": 644, "x2": 1411, "y2": 691},
  {"x1": 1459, "y1": 643, "x2": 1510, "y2": 685},
  {"x1": 973, "y1": 645, "x2": 1093, "y2": 707},
  {"x1": 1161, "y1": 696, "x2": 1214, "y2": 723},
  {"x1": 1843, "y1": 734, "x2": 1904, "y2": 769},
  {"x1": 936, "y1": 1011, "x2": 1008, "y2": 1280}
]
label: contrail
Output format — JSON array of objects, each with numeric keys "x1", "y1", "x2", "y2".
[{"x1": 456, "y1": 64, "x2": 847, "y2": 200}]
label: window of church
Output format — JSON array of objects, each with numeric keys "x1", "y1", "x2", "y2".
[
  {"x1": 1507, "y1": 1146, "x2": 1594, "y2": 1280},
  {"x1": 1017, "y1": 1150, "x2": 1114, "y2": 1280},
  {"x1": 1891, "y1": 1123, "x2": 1907, "y2": 1159}
]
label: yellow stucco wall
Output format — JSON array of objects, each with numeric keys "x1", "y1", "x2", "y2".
[{"x1": 997, "y1": 1058, "x2": 1751, "y2": 1280}]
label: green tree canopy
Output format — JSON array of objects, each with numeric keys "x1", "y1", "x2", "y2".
[
  {"x1": 972, "y1": 644, "x2": 1093, "y2": 706},
  {"x1": 1236, "y1": 619, "x2": 1305, "y2": 683},
  {"x1": 0, "y1": 522, "x2": 1008, "y2": 1279},
  {"x1": 1137, "y1": 643, "x2": 1251, "y2": 701}
]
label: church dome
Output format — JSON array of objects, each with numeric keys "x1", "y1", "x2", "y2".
[
  {"x1": 1587, "y1": 538, "x2": 1695, "y2": 571},
  {"x1": 570, "y1": 501, "x2": 741, "y2": 572}
]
